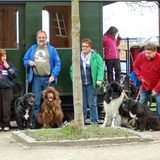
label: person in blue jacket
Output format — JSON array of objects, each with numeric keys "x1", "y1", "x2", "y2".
[{"x1": 23, "y1": 30, "x2": 61, "y2": 129}]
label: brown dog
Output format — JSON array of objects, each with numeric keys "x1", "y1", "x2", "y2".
[{"x1": 36, "y1": 87, "x2": 63, "y2": 128}]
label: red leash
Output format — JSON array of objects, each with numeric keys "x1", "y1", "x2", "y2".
[{"x1": 135, "y1": 84, "x2": 143, "y2": 101}]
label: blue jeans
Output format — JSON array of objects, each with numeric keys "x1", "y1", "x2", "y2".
[
  {"x1": 140, "y1": 88, "x2": 160, "y2": 117},
  {"x1": 31, "y1": 76, "x2": 55, "y2": 126},
  {"x1": 82, "y1": 84, "x2": 98, "y2": 125}
]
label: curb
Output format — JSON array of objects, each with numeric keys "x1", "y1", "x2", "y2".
[{"x1": 11, "y1": 128, "x2": 154, "y2": 147}]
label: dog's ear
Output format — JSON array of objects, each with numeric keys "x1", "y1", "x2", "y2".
[
  {"x1": 120, "y1": 100, "x2": 129, "y2": 112},
  {"x1": 135, "y1": 102, "x2": 145, "y2": 115},
  {"x1": 128, "y1": 99, "x2": 137, "y2": 109},
  {"x1": 21, "y1": 94, "x2": 28, "y2": 105},
  {"x1": 42, "y1": 89, "x2": 47, "y2": 99},
  {"x1": 103, "y1": 87, "x2": 111, "y2": 103},
  {"x1": 20, "y1": 101, "x2": 24, "y2": 107},
  {"x1": 117, "y1": 84, "x2": 123, "y2": 93}
]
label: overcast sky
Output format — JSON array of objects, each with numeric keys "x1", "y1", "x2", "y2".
[{"x1": 103, "y1": 2, "x2": 159, "y2": 38}]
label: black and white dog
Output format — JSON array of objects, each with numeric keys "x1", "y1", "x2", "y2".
[
  {"x1": 120, "y1": 98, "x2": 160, "y2": 131},
  {"x1": 119, "y1": 100, "x2": 137, "y2": 129},
  {"x1": 14, "y1": 93, "x2": 35, "y2": 130},
  {"x1": 101, "y1": 82, "x2": 126, "y2": 127}
]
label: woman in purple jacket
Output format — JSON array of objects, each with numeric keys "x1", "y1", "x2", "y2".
[{"x1": 103, "y1": 26, "x2": 122, "y2": 83}]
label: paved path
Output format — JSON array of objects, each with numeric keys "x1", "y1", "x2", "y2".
[{"x1": 1, "y1": 129, "x2": 160, "y2": 160}]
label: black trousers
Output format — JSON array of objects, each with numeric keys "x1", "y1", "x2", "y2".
[
  {"x1": 105, "y1": 59, "x2": 121, "y2": 83},
  {"x1": 0, "y1": 88, "x2": 12, "y2": 127}
]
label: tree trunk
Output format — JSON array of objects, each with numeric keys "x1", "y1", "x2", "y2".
[{"x1": 71, "y1": 0, "x2": 84, "y2": 129}]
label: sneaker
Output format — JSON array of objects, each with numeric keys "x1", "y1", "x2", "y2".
[
  {"x1": 3, "y1": 127, "x2": 9, "y2": 131},
  {"x1": 0, "y1": 127, "x2": 2, "y2": 131}
]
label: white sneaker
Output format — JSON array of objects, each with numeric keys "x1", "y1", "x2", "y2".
[
  {"x1": 0, "y1": 127, "x2": 2, "y2": 131},
  {"x1": 3, "y1": 127, "x2": 9, "y2": 131}
]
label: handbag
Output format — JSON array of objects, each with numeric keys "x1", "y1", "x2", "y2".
[
  {"x1": 129, "y1": 52, "x2": 145, "y2": 88},
  {"x1": 129, "y1": 71, "x2": 141, "y2": 87}
]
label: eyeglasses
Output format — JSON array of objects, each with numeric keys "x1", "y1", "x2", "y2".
[{"x1": 82, "y1": 45, "x2": 90, "y2": 48}]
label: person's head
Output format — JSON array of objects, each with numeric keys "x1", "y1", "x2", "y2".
[
  {"x1": 36, "y1": 30, "x2": 47, "y2": 47},
  {"x1": 81, "y1": 38, "x2": 93, "y2": 55},
  {"x1": 0, "y1": 49, "x2": 7, "y2": 64},
  {"x1": 105, "y1": 26, "x2": 118, "y2": 39},
  {"x1": 144, "y1": 43, "x2": 157, "y2": 60}
]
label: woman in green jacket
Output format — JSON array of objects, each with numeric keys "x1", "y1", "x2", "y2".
[{"x1": 70, "y1": 38, "x2": 104, "y2": 125}]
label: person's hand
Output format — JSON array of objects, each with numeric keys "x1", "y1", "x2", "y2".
[
  {"x1": 141, "y1": 79, "x2": 150, "y2": 85},
  {"x1": 29, "y1": 61, "x2": 36, "y2": 67},
  {"x1": 2, "y1": 60, "x2": 9, "y2": 68},
  {"x1": 96, "y1": 81, "x2": 102, "y2": 86},
  {"x1": 49, "y1": 75, "x2": 55, "y2": 83},
  {"x1": 151, "y1": 90, "x2": 157, "y2": 96},
  {"x1": 117, "y1": 34, "x2": 122, "y2": 40}
]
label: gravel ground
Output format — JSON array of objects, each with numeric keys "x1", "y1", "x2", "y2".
[{"x1": 1, "y1": 129, "x2": 160, "y2": 160}]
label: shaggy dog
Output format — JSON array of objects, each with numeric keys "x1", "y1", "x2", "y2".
[
  {"x1": 36, "y1": 87, "x2": 64, "y2": 128},
  {"x1": 120, "y1": 98, "x2": 160, "y2": 131},
  {"x1": 101, "y1": 82, "x2": 125, "y2": 127},
  {"x1": 14, "y1": 93, "x2": 35, "y2": 130}
]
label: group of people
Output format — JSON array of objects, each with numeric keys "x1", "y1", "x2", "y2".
[{"x1": 1, "y1": 27, "x2": 160, "y2": 130}]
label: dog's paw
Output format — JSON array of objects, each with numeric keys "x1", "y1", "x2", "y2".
[
  {"x1": 101, "y1": 124, "x2": 106, "y2": 128},
  {"x1": 111, "y1": 124, "x2": 116, "y2": 128}
]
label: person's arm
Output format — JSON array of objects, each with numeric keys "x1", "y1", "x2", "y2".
[
  {"x1": 23, "y1": 45, "x2": 36, "y2": 68},
  {"x1": 133, "y1": 53, "x2": 144, "y2": 82},
  {"x1": 116, "y1": 35, "x2": 122, "y2": 47},
  {"x1": 50, "y1": 47, "x2": 61, "y2": 79},
  {"x1": 6, "y1": 63, "x2": 18, "y2": 80},
  {"x1": 96, "y1": 54, "x2": 104, "y2": 85}
]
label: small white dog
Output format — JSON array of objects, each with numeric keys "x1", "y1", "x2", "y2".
[{"x1": 101, "y1": 82, "x2": 125, "y2": 128}]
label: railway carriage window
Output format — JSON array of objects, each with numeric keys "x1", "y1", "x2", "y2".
[
  {"x1": 42, "y1": 6, "x2": 71, "y2": 48},
  {"x1": 52, "y1": 12, "x2": 67, "y2": 37},
  {"x1": 0, "y1": 6, "x2": 19, "y2": 49}
]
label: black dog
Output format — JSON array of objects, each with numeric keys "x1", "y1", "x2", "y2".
[
  {"x1": 119, "y1": 98, "x2": 160, "y2": 131},
  {"x1": 14, "y1": 93, "x2": 35, "y2": 130}
]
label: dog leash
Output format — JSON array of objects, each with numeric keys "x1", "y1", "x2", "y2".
[
  {"x1": 135, "y1": 84, "x2": 143, "y2": 101},
  {"x1": 25, "y1": 68, "x2": 29, "y2": 94},
  {"x1": 93, "y1": 81, "x2": 108, "y2": 95}
]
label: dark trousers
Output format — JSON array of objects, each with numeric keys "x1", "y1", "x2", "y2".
[
  {"x1": 105, "y1": 59, "x2": 121, "y2": 83},
  {"x1": 0, "y1": 88, "x2": 12, "y2": 127}
]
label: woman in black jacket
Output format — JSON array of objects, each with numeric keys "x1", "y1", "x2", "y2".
[{"x1": 0, "y1": 49, "x2": 18, "y2": 131}]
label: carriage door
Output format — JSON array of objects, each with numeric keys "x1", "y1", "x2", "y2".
[{"x1": 0, "y1": 5, "x2": 25, "y2": 86}]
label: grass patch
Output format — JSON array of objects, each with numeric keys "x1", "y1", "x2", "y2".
[{"x1": 24, "y1": 125, "x2": 136, "y2": 141}]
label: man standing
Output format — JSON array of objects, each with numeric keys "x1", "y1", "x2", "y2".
[
  {"x1": 134, "y1": 43, "x2": 160, "y2": 117},
  {"x1": 23, "y1": 30, "x2": 61, "y2": 128}
]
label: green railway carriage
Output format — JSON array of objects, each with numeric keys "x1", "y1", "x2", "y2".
[{"x1": 0, "y1": 0, "x2": 159, "y2": 121}]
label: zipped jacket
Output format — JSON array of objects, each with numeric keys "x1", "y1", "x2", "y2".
[
  {"x1": 70, "y1": 50, "x2": 104, "y2": 88},
  {"x1": 103, "y1": 34, "x2": 121, "y2": 60},
  {"x1": 23, "y1": 43, "x2": 61, "y2": 83},
  {"x1": 134, "y1": 52, "x2": 160, "y2": 93},
  {"x1": 0, "y1": 63, "x2": 18, "y2": 89}
]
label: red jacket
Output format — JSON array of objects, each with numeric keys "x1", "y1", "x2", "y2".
[
  {"x1": 134, "y1": 52, "x2": 160, "y2": 93},
  {"x1": 103, "y1": 34, "x2": 121, "y2": 60}
]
